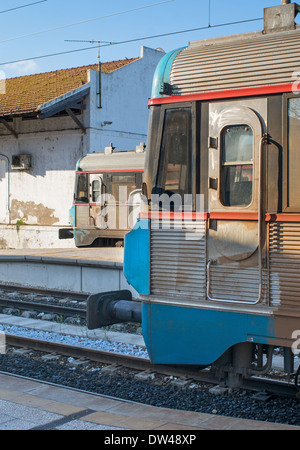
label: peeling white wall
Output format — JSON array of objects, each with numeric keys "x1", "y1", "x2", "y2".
[
  {"x1": 0, "y1": 118, "x2": 83, "y2": 248},
  {"x1": 0, "y1": 46, "x2": 164, "y2": 248}
]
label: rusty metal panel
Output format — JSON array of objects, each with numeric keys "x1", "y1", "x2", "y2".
[
  {"x1": 209, "y1": 264, "x2": 260, "y2": 303},
  {"x1": 170, "y1": 31, "x2": 300, "y2": 95},
  {"x1": 150, "y1": 220, "x2": 206, "y2": 299},
  {"x1": 269, "y1": 222, "x2": 300, "y2": 307}
]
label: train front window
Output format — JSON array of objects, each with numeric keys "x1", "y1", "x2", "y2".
[
  {"x1": 75, "y1": 173, "x2": 88, "y2": 203},
  {"x1": 220, "y1": 125, "x2": 253, "y2": 207},
  {"x1": 155, "y1": 108, "x2": 192, "y2": 203}
]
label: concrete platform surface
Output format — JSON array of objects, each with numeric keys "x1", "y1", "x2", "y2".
[
  {"x1": 0, "y1": 373, "x2": 298, "y2": 431},
  {"x1": 0, "y1": 247, "x2": 134, "y2": 295},
  {"x1": 0, "y1": 247, "x2": 124, "y2": 264}
]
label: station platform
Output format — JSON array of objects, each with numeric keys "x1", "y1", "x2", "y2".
[
  {"x1": 0, "y1": 248, "x2": 135, "y2": 295},
  {"x1": 0, "y1": 314, "x2": 298, "y2": 430},
  {"x1": 0, "y1": 372, "x2": 298, "y2": 430}
]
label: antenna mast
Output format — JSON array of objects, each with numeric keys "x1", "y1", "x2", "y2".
[{"x1": 65, "y1": 39, "x2": 115, "y2": 109}]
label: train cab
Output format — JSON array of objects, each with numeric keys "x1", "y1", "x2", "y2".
[
  {"x1": 122, "y1": 2, "x2": 300, "y2": 386},
  {"x1": 60, "y1": 144, "x2": 145, "y2": 247}
]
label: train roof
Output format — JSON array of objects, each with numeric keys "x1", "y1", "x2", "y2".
[
  {"x1": 151, "y1": 3, "x2": 300, "y2": 99},
  {"x1": 171, "y1": 27, "x2": 300, "y2": 96},
  {"x1": 76, "y1": 149, "x2": 146, "y2": 172}
]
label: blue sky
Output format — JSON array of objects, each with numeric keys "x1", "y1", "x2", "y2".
[{"x1": 0, "y1": 0, "x2": 296, "y2": 78}]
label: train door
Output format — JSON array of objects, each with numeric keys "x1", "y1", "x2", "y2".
[
  {"x1": 206, "y1": 100, "x2": 267, "y2": 304},
  {"x1": 89, "y1": 174, "x2": 106, "y2": 229},
  {"x1": 109, "y1": 173, "x2": 141, "y2": 232}
]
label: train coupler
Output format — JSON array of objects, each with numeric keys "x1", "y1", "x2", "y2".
[
  {"x1": 86, "y1": 290, "x2": 141, "y2": 329},
  {"x1": 58, "y1": 228, "x2": 74, "y2": 239}
]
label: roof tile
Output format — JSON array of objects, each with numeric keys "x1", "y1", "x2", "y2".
[{"x1": 0, "y1": 58, "x2": 138, "y2": 117}]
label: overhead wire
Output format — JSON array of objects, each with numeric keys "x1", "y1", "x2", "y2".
[
  {"x1": 0, "y1": 16, "x2": 263, "y2": 67},
  {"x1": 0, "y1": 0, "x2": 48, "y2": 15},
  {"x1": 0, "y1": 0, "x2": 174, "y2": 44}
]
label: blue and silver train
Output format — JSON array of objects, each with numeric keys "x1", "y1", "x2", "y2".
[{"x1": 87, "y1": 1, "x2": 300, "y2": 387}]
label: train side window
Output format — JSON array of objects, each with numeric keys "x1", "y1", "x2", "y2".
[
  {"x1": 287, "y1": 97, "x2": 300, "y2": 209},
  {"x1": 155, "y1": 108, "x2": 192, "y2": 201},
  {"x1": 220, "y1": 125, "x2": 253, "y2": 207}
]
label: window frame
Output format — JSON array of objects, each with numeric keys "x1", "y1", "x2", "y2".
[
  {"x1": 75, "y1": 173, "x2": 89, "y2": 203},
  {"x1": 219, "y1": 124, "x2": 254, "y2": 208},
  {"x1": 91, "y1": 179, "x2": 101, "y2": 203},
  {"x1": 282, "y1": 93, "x2": 300, "y2": 212},
  {"x1": 152, "y1": 102, "x2": 197, "y2": 210}
]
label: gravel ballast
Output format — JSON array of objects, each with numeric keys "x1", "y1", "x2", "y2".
[
  {"x1": 0, "y1": 350, "x2": 300, "y2": 427},
  {"x1": 0, "y1": 322, "x2": 299, "y2": 427}
]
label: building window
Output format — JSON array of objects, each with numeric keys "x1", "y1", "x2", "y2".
[{"x1": 220, "y1": 125, "x2": 253, "y2": 207}]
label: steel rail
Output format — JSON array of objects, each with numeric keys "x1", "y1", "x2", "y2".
[
  {"x1": 6, "y1": 334, "x2": 151, "y2": 371},
  {"x1": 0, "y1": 284, "x2": 88, "y2": 301},
  {"x1": 4, "y1": 334, "x2": 298, "y2": 399},
  {"x1": 0, "y1": 296, "x2": 86, "y2": 319},
  {"x1": 0, "y1": 284, "x2": 88, "y2": 319},
  {"x1": 5, "y1": 333, "x2": 220, "y2": 382}
]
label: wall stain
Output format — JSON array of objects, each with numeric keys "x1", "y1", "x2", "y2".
[
  {"x1": 11, "y1": 199, "x2": 59, "y2": 226},
  {"x1": 0, "y1": 238, "x2": 7, "y2": 249}
]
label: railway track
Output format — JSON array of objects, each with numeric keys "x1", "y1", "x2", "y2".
[
  {"x1": 0, "y1": 283, "x2": 88, "y2": 300},
  {"x1": 0, "y1": 284, "x2": 87, "y2": 320},
  {"x1": 4, "y1": 332, "x2": 299, "y2": 400},
  {"x1": 0, "y1": 284, "x2": 298, "y2": 401}
]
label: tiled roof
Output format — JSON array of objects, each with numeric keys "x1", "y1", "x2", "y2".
[{"x1": 0, "y1": 57, "x2": 139, "y2": 117}]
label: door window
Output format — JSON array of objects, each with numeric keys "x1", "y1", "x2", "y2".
[
  {"x1": 91, "y1": 179, "x2": 101, "y2": 202},
  {"x1": 220, "y1": 125, "x2": 253, "y2": 207}
]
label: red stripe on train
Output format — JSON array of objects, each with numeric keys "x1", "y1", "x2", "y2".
[{"x1": 148, "y1": 83, "x2": 295, "y2": 106}]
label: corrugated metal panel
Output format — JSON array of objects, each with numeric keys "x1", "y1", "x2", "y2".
[
  {"x1": 170, "y1": 30, "x2": 300, "y2": 95},
  {"x1": 75, "y1": 205, "x2": 89, "y2": 228},
  {"x1": 208, "y1": 264, "x2": 261, "y2": 303},
  {"x1": 269, "y1": 222, "x2": 300, "y2": 307},
  {"x1": 150, "y1": 220, "x2": 206, "y2": 299}
]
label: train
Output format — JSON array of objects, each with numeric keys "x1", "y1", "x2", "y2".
[
  {"x1": 59, "y1": 144, "x2": 145, "y2": 247},
  {"x1": 87, "y1": 1, "x2": 300, "y2": 388}
]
